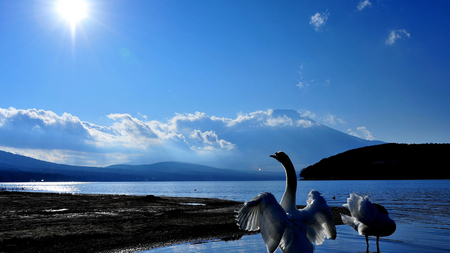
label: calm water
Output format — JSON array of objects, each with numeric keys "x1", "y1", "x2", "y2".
[{"x1": 2, "y1": 180, "x2": 450, "y2": 252}]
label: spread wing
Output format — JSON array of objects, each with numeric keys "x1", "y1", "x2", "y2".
[
  {"x1": 342, "y1": 192, "x2": 382, "y2": 235},
  {"x1": 237, "y1": 192, "x2": 288, "y2": 253},
  {"x1": 300, "y1": 190, "x2": 337, "y2": 245},
  {"x1": 344, "y1": 193, "x2": 379, "y2": 225}
]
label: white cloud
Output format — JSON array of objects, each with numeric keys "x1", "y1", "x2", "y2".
[
  {"x1": 0, "y1": 107, "x2": 92, "y2": 150},
  {"x1": 386, "y1": 29, "x2": 411, "y2": 45},
  {"x1": 297, "y1": 119, "x2": 316, "y2": 128},
  {"x1": 265, "y1": 115, "x2": 294, "y2": 127},
  {"x1": 222, "y1": 109, "x2": 317, "y2": 129},
  {"x1": 297, "y1": 81, "x2": 306, "y2": 89},
  {"x1": 357, "y1": 0, "x2": 372, "y2": 11},
  {"x1": 189, "y1": 130, "x2": 235, "y2": 152},
  {"x1": 322, "y1": 114, "x2": 347, "y2": 125},
  {"x1": 310, "y1": 10, "x2": 329, "y2": 31},
  {"x1": 347, "y1": 126, "x2": 376, "y2": 141},
  {"x1": 0, "y1": 108, "x2": 337, "y2": 166},
  {"x1": 106, "y1": 113, "x2": 160, "y2": 148},
  {"x1": 0, "y1": 108, "x2": 193, "y2": 165},
  {"x1": 221, "y1": 110, "x2": 271, "y2": 127},
  {"x1": 299, "y1": 110, "x2": 316, "y2": 119}
]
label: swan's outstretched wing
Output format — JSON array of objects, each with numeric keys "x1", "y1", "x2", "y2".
[
  {"x1": 300, "y1": 190, "x2": 337, "y2": 245},
  {"x1": 237, "y1": 192, "x2": 288, "y2": 253}
]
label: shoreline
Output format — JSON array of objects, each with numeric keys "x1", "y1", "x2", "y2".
[{"x1": 0, "y1": 191, "x2": 349, "y2": 253}]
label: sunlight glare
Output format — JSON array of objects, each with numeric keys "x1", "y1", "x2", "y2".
[{"x1": 57, "y1": 0, "x2": 88, "y2": 33}]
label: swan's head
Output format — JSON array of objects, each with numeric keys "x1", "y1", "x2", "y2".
[{"x1": 270, "y1": 151, "x2": 291, "y2": 164}]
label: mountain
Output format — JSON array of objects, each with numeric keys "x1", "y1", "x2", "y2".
[
  {"x1": 0, "y1": 108, "x2": 384, "y2": 171},
  {"x1": 106, "y1": 162, "x2": 285, "y2": 181},
  {"x1": 0, "y1": 109, "x2": 387, "y2": 181},
  {"x1": 210, "y1": 109, "x2": 384, "y2": 170},
  {"x1": 300, "y1": 143, "x2": 450, "y2": 180},
  {"x1": 0, "y1": 150, "x2": 284, "y2": 182}
]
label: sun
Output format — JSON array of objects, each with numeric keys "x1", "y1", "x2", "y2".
[{"x1": 57, "y1": 0, "x2": 88, "y2": 31}]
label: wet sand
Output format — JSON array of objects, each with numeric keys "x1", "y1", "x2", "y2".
[{"x1": 0, "y1": 191, "x2": 349, "y2": 253}]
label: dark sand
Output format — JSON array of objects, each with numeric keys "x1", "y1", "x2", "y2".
[{"x1": 0, "y1": 191, "x2": 349, "y2": 253}]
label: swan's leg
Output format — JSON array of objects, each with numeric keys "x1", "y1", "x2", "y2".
[
  {"x1": 365, "y1": 235, "x2": 369, "y2": 252},
  {"x1": 376, "y1": 236, "x2": 380, "y2": 253}
]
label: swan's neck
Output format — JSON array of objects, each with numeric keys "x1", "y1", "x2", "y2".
[{"x1": 280, "y1": 160, "x2": 297, "y2": 212}]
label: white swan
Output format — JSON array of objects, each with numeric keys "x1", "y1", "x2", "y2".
[
  {"x1": 341, "y1": 193, "x2": 396, "y2": 252},
  {"x1": 236, "y1": 151, "x2": 336, "y2": 253}
]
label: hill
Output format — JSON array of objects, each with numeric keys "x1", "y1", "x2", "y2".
[
  {"x1": 106, "y1": 162, "x2": 284, "y2": 181},
  {"x1": 0, "y1": 150, "x2": 284, "y2": 182},
  {"x1": 299, "y1": 143, "x2": 450, "y2": 180}
]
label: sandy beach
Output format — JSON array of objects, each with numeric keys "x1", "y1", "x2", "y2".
[{"x1": 0, "y1": 191, "x2": 348, "y2": 253}]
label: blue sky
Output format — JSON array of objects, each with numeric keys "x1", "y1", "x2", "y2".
[{"x1": 1, "y1": 0, "x2": 450, "y2": 166}]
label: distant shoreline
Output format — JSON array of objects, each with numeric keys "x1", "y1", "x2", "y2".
[{"x1": 0, "y1": 191, "x2": 348, "y2": 253}]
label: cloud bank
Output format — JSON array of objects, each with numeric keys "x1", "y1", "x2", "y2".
[{"x1": 0, "y1": 108, "x2": 325, "y2": 167}]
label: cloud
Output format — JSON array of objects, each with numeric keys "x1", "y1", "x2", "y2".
[
  {"x1": 357, "y1": 0, "x2": 372, "y2": 11},
  {"x1": 0, "y1": 107, "x2": 93, "y2": 151},
  {"x1": 386, "y1": 29, "x2": 411, "y2": 45},
  {"x1": 310, "y1": 10, "x2": 329, "y2": 31},
  {"x1": 265, "y1": 115, "x2": 294, "y2": 127},
  {"x1": 322, "y1": 114, "x2": 347, "y2": 125},
  {"x1": 297, "y1": 119, "x2": 316, "y2": 128},
  {"x1": 222, "y1": 109, "x2": 317, "y2": 129},
  {"x1": 299, "y1": 110, "x2": 316, "y2": 119},
  {"x1": 189, "y1": 130, "x2": 235, "y2": 152},
  {"x1": 297, "y1": 81, "x2": 307, "y2": 89},
  {"x1": 347, "y1": 126, "x2": 376, "y2": 140},
  {"x1": 3, "y1": 108, "x2": 373, "y2": 167},
  {"x1": 106, "y1": 113, "x2": 160, "y2": 148},
  {"x1": 0, "y1": 108, "x2": 194, "y2": 165}
]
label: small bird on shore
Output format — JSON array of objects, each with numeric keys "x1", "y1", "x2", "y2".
[
  {"x1": 236, "y1": 151, "x2": 336, "y2": 253},
  {"x1": 341, "y1": 193, "x2": 396, "y2": 253}
]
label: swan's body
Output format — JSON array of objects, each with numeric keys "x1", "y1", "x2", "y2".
[
  {"x1": 341, "y1": 193, "x2": 396, "y2": 252},
  {"x1": 236, "y1": 151, "x2": 336, "y2": 253}
]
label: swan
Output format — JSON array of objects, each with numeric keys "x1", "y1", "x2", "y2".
[
  {"x1": 236, "y1": 151, "x2": 336, "y2": 253},
  {"x1": 341, "y1": 193, "x2": 396, "y2": 252}
]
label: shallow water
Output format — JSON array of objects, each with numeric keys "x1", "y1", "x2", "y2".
[
  {"x1": 2, "y1": 180, "x2": 450, "y2": 252},
  {"x1": 143, "y1": 223, "x2": 450, "y2": 253}
]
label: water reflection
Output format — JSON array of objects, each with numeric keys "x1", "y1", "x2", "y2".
[
  {"x1": 0, "y1": 182, "x2": 86, "y2": 193},
  {"x1": 142, "y1": 223, "x2": 449, "y2": 253}
]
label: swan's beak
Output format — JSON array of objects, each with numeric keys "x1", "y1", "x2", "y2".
[{"x1": 270, "y1": 154, "x2": 277, "y2": 158}]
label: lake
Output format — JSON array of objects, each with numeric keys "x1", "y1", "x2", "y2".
[{"x1": 2, "y1": 180, "x2": 449, "y2": 252}]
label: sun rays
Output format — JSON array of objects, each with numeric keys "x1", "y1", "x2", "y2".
[{"x1": 56, "y1": 0, "x2": 88, "y2": 37}]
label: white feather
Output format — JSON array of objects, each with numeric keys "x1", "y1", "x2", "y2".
[
  {"x1": 236, "y1": 152, "x2": 336, "y2": 253},
  {"x1": 341, "y1": 192, "x2": 397, "y2": 252},
  {"x1": 237, "y1": 192, "x2": 288, "y2": 253}
]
